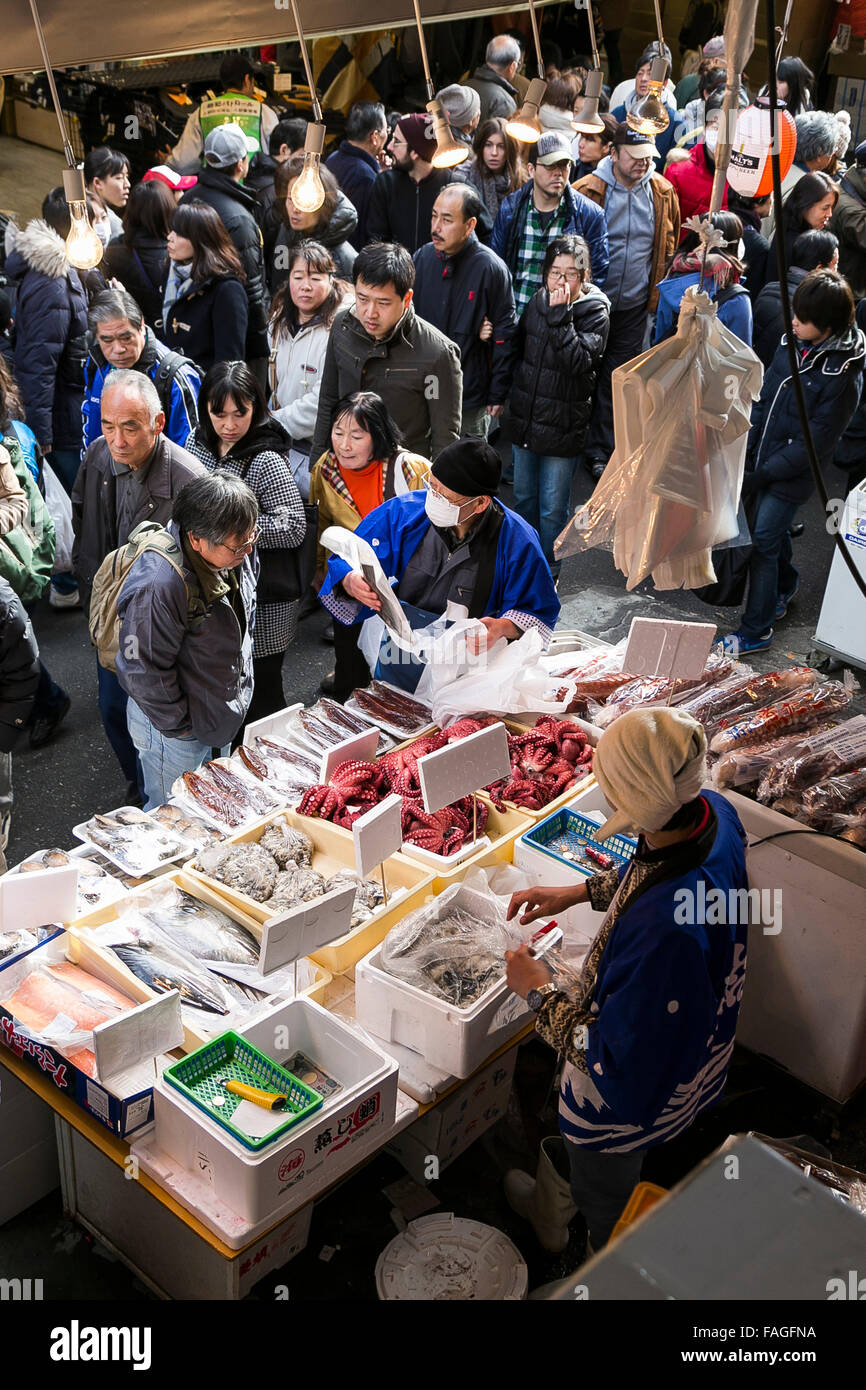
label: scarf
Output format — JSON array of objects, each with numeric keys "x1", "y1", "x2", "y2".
[
  {"x1": 162, "y1": 261, "x2": 194, "y2": 326},
  {"x1": 466, "y1": 162, "x2": 512, "y2": 220},
  {"x1": 670, "y1": 246, "x2": 739, "y2": 289}
]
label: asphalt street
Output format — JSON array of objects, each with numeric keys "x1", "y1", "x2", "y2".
[{"x1": 9, "y1": 441, "x2": 859, "y2": 865}]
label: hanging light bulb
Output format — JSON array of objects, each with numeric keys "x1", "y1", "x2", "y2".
[
  {"x1": 627, "y1": 54, "x2": 671, "y2": 136},
  {"x1": 290, "y1": 124, "x2": 326, "y2": 213},
  {"x1": 505, "y1": 77, "x2": 548, "y2": 143},
  {"x1": 62, "y1": 168, "x2": 102, "y2": 270},
  {"x1": 427, "y1": 99, "x2": 469, "y2": 168},
  {"x1": 572, "y1": 69, "x2": 606, "y2": 135}
]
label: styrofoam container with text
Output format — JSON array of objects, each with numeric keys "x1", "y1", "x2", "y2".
[
  {"x1": 354, "y1": 883, "x2": 561, "y2": 1079},
  {"x1": 147, "y1": 995, "x2": 398, "y2": 1226}
]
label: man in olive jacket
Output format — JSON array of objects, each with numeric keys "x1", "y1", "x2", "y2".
[{"x1": 310, "y1": 243, "x2": 462, "y2": 467}]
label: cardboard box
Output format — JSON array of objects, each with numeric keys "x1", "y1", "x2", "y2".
[
  {"x1": 386, "y1": 1048, "x2": 517, "y2": 1182},
  {"x1": 831, "y1": 74, "x2": 866, "y2": 145}
]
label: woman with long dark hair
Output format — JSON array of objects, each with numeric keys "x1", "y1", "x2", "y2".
[
  {"x1": 772, "y1": 171, "x2": 839, "y2": 272},
  {"x1": 466, "y1": 117, "x2": 528, "y2": 222},
  {"x1": 654, "y1": 211, "x2": 753, "y2": 346},
  {"x1": 83, "y1": 147, "x2": 131, "y2": 239},
  {"x1": 766, "y1": 56, "x2": 815, "y2": 118},
  {"x1": 310, "y1": 391, "x2": 430, "y2": 698},
  {"x1": 268, "y1": 241, "x2": 347, "y2": 500},
  {"x1": 102, "y1": 179, "x2": 174, "y2": 331},
  {"x1": 185, "y1": 360, "x2": 305, "y2": 722},
  {"x1": 163, "y1": 201, "x2": 248, "y2": 369},
  {"x1": 268, "y1": 159, "x2": 357, "y2": 294}
]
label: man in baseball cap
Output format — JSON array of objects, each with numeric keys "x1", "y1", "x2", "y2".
[
  {"x1": 366, "y1": 113, "x2": 457, "y2": 254},
  {"x1": 573, "y1": 120, "x2": 680, "y2": 479},
  {"x1": 490, "y1": 128, "x2": 609, "y2": 316},
  {"x1": 203, "y1": 122, "x2": 253, "y2": 170}
]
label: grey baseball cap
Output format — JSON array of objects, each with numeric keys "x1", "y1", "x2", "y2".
[
  {"x1": 534, "y1": 131, "x2": 574, "y2": 165},
  {"x1": 204, "y1": 122, "x2": 252, "y2": 168}
]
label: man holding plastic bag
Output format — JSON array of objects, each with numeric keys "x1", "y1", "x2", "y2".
[{"x1": 318, "y1": 437, "x2": 560, "y2": 695}]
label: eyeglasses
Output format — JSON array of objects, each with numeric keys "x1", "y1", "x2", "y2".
[
  {"x1": 218, "y1": 528, "x2": 260, "y2": 557},
  {"x1": 547, "y1": 268, "x2": 582, "y2": 283}
]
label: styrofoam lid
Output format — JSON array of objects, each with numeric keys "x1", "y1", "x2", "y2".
[{"x1": 375, "y1": 1214, "x2": 527, "y2": 1300}]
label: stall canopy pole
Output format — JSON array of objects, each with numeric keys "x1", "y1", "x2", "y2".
[{"x1": 26, "y1": 0, "x2": 76, "y2": 166}]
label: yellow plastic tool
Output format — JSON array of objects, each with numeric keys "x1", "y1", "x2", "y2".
[{"x1": 221, "y1": 1079, "x2": 287, "y2": 1110}]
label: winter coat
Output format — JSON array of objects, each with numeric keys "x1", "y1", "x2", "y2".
[
  {"x1": 309, "y1": 447, "x2": 429, "y2": 575},
  {"x1": 185, "y1": 419, "x2": 305, "y2": 658},
  {"x1": 0, "y1": 575, "x2": 40, "y2": 752},
  {"x1": 752, "y1": 268, "x2": 808, "y2": 369},
  {"x1": 366, "y1": 167, "x2": 456, "y2": 257},
  {"x1": 412, "y1": 233, "x2": 516, "y2": 408},
  {"x1": 746, "y1": 322, "x2": 866, "y2": 504},
  {"x1": 268, "y1": 194, "x2": 358, "y2": 295},
  {"x1": 834, "y1": 298, "x2": 866, "y2": 485},
  {"x1": 71, "y1": 433, "x2": 205, "y2": 601},
  {"x1": 465, "y1": 64, "x2": 518, "y2": 123},
  {"x1": 654, "y1": 272, "x2": 752, "y2": 346},
  {"x1": 0, "y1": 427, "x2": 55, "y2": 604},
  {"x1": 572, "y1": 166, "x2": 680, "y2": 313},
  {"x1": 539, "y1": 105, "x2": 578, "y2": 137},
  {"x1": 325, "y1": 142, "x2": 381, "y2": 250},
  {"x1": 664, "y1": 142, "x2": 728, "y2": 240},
  {"x1": 491, "y1": 181, "x2": 610, "y2": 289},
  {"x1": 309, "y1": 303, "x2": 462, "y2": 466},
  {"x1": 102, "y1": 235, "x2": 168, "y2": 331},
  {"x1": 510, "y1": 283, "x2": 611, "y2": 455},
  {"x1": 116, "y1": 519, "x2": 256, "y2": 747},
  {"x1": 180, "y1": 167, "x2": 269, "y2": 358},
  {"x1": 4, "y1": 220, "x2": 88, "y2": 451},
  {"x1": 829, "y1": 166, "x2": 866, "y2": 302},
  {"x1": 163, "y1": 273, "x2": 248, "y2": 371},
  {"x1": 739, "y1": 218, "x2": 772, "y2": 300},
  {"x1": 82, "y1": 327, "x2": 202, "y2": 452},
  {"x1": 269, "y1": 307, "x2": 346, "y2": 449}
]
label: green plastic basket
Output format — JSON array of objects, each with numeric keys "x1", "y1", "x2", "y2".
[{"x1": 163, "y1": 1031, "x2": 324, "y2": 1151}]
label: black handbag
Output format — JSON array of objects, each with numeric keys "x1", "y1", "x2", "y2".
[{"x1": 241, "y1": 451, "x2": 318, "y2": 604}]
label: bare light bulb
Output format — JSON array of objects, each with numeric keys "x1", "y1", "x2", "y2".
[
  {"x1": 626, "y1": 57, "x2": 671, "y2": 136},
  {"x1": 505, "y1": 78, "x2": 547, "y2": 144},
  {"x1": 290, "y1": 123, "x2": 327, "y2": 214},
  {"x1": 65, "y1": 200, "x2": 104, "y2": 270}
]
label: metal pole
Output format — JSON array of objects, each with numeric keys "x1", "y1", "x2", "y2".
[
  {"x1": 26, "y1": 0, "x2": 76, "y2": 167},
  {"x1": 527, "y1": 0, "x2": 545, "y2": 81},
  {"x1": 411, "y1": 0, "x2": 436, "y2": 101},
  {"x1": 288, "y1": 0, "x2": 324, "y2": 124},
  {"x1": 584, "y1": 0, "x2": 601, "y2": 71}
]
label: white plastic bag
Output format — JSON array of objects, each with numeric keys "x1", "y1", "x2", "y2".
[
  {"x1": 416, "y1": 625, "x2": 577, "y2": 726},
  {"x1": 42, "y1": 463, "x2": 74, "y2": 574}
]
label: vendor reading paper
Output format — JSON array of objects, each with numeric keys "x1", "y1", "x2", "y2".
[
  {"x1": 318, "y1": 436, "x2": 560, "y2": 690},
  {"x1": 503, "y1": 708, "x2": 750, "y2": 1257}
]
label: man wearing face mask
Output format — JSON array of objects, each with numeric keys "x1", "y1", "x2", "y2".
[{"x1": 318, "y1": 436, "x2": 560, "y2": 687}]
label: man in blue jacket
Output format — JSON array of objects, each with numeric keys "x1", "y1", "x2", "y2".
[
  {"x1": 82, "y1": 289, "x2": 201, "y2": 454},
  {"x1": 726, "y1": 269, "x2": 865, "y2": 655},
  {"x1": 611, "y1": 44, "x2": 679, "y2": 170},
  {"x1": 491, "y1": 132, "x2": 609, "y2": 317},
  {"x1": 413, "y1": 184, "x2": 516, "y2": 439}
]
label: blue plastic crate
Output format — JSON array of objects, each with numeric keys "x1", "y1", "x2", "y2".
[{"x1": 521, "y1": 809, "x2": 636, "y2": 876}]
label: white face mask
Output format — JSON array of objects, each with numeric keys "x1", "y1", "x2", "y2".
[
  {"x1": 425, "y1": 488, "x2": 473, "y2": 528},
  {"x1": 705, "y1": 126, "x2": 719, "y2": 154},
  {"x1": 94, "y1": 219, "x2": 111, "y2": 247}
]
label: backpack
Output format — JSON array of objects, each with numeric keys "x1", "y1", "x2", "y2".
[
  {"x1": 89, "y1": 521, "x2": 208, "y2": 673},
  {"x1": 153, "y1": 350, "x2": 202, "y2": 428}
]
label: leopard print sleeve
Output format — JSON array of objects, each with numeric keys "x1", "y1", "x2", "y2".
[
  {"x1": 534, "y1": 992, "x2": 594, "y2": 1072},
  {"x1": 585, "y1": 866, "x2": 622, "y2": 912}
]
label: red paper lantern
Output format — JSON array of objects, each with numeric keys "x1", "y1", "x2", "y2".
[{"x1": 727, "y1": 96, "x2": 797, "y2": 198}]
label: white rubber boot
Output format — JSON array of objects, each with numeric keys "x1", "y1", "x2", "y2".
[{"x1": 504, "y1": 1136, "x2": 578, "y2": 1253}]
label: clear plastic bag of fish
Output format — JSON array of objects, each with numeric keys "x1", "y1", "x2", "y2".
[
  {"x1": 116, "y1": 879, "x2": 262, "y2": 967},
  {"x1": 13, "y1": 846, "x2": 130, "y2": 915},
  {"x1": 0, "y1": 956, "x2": 139, "y2": 1077},
  {"x1": 149, "y1": 804, "x2": 226, "y2": 850},
  {"x1": 379, "y1": 880, "x2": 525, "y2": 1010},
  {"x1": 74, "y1": 807, "x2": 194, "y2": 876},
  {"x1": 101, "y1": 918, "x2": 268, "y2": 1019}
]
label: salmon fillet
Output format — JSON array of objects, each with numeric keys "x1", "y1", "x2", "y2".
[{"x1": 2, "y1": 960, "x2": 137, "y2": 1076}]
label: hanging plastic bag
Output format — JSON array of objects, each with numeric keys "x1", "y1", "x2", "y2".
[{"x1": 42, "y1": 462, "x2": 74, "y2": 575}]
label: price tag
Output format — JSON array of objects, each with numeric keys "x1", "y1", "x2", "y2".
[
  {"x1": 353, "y1": 793, "x2": 403, "y2": 878},
  {"x1": 319, "y1": 727, "x2": 380, "y2": 784},
  {"x1": 623, "y1": 618, "x2": 717, "y2": 683},
  {"x1": 92, "y1": 991, "x2": 184, "y2": 1081},
  {"x1": 258, "y1": 885, "x2": 356, "y2": 974},
  {"x1": 0, "y1": 863, "x2": 78, "y2": 931},
  {"x1": 417, "y1": 723, "x2": 511, "y2": 814}
]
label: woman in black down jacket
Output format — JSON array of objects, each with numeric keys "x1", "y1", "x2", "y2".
[
  {"x1": 163, "y1": 202, "x2": 248, "y2": 371},
  {"x1": 510, "y1": 235, "x2": 610, "y2": 577}
]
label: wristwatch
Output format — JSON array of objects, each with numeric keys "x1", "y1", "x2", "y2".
[{"x1": 527, "y1": 982, "x2": 559, "y2": 1013}]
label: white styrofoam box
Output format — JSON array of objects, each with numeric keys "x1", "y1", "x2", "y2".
[
  {"x1": 724, "y1": 789, "x2": 866, "y2": 1104},
  {"x1": 149, "y1": 996, "x2": 398, "y2": 1225},
  {"x1": 354, "y1": 884, "x2": 561, "y2": 1079},
  {"x1": 386, "y1": 1047, "x2": 517, "y2": 1183}
]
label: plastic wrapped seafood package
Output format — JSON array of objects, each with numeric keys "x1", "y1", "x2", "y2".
[
  {"x1": 755, "y1": 716, "x2": 866, "y2": 803},
  {"x1": 281, "y1": 698, "x2": 394, "y2": 757},
  {"x1": 148, "y1": 804, "x2": 226, "y2": 850},
  {"x1": 237, "y1": 736, "x2": 322, "y2": 804},
  {"x1": 709, "y1": 679, "x2": 857, "y2": 755},
  {"x1": 172, "y1": 757, "x2": 285, "y2": 830},
  {"x1": 592, "y1": 649, "x2": 735, "y2": 727},
  {"x1": 73, "y1": 807, "x2": 196, "y2": 877},
  {"x1": 345, "y1": 681, "x2": 434, "y2": 738},
  {"x1": 13, "y1": 846, "x2": 129, "y2": 915},
  {"x1": 0, "y1": 953, "x2": 139, "y2": 1077},
  {"x1": 681, "y1": 666, "x2": 814, "y2": 739},
  {"x1": 711, "y1": 726, "x2": 839, "y2": 790}
]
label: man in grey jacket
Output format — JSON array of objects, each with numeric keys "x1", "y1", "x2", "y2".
[
  {"x1": 72, "y1": 370, "x2": 204, "y2": 801},
  {"x1": 465, "y1": 36, "x2": 521, "y2": 123},
  {"x1": 310, "y1": 242, "x2": 462, "y2": 465},
  {"x1": 116, "y1": 472, "x2": 258, "y2": 810}
]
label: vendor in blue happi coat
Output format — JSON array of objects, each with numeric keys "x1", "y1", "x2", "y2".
[{"x1": 319, "y1": 436, "x2": 560, "y2": 691}]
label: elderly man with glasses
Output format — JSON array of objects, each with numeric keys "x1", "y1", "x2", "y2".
[{"x1": 115, "y1": 471, "x2": 259, "y2": 809}]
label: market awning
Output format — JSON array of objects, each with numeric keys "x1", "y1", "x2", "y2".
[{"x1": 5, "y1": 0, "x2": 512, "y2": 76}]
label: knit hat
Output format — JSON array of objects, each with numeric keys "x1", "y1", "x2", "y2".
[
  {"x1": 432, "y1": 437, "x2": 501, "y2": 498},
  {"x1": 593, "y1": 707, "x2": 708, "y2": 840},
  {"x1": 397, "y1": 113, "x2": 438, "y2": 163},
  {"x1": 437, "y1": 84, "x2": 481, "y2": 130},
  {"x1": 204, "y1": 122, "x2": 253, "y2": 168},
  {"x1": 702, "y1": 36, "x2": 726, "y2": 59}
]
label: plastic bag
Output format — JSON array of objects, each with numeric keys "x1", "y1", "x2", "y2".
[
  {"x1": 415, "y1": 624, "x2": 577, "y2": 726},
  {"x1": 755, "y1": 715, "x2": 866, "y2": 802},
  {"x1": 712, "y1": 727, "x2": 838, "y2": 789},
  {"x1": 681, "y1": 665, "x2": 814, "y2": 736},
  {"x1": 801, "y1": 767, "x2": 866, "y2": 816},
  {"x1": 42, "y1": 462, "x2": 74, "y2": 575},
  {"x1": 709, "y1": 681, "x2": 856, "y2": 755}
]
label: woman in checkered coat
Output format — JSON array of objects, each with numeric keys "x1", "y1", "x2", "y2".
[{"x1": 186, "y1": 361, "x2": 306, "y2": 723}]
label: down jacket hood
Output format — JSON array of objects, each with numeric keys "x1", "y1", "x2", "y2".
[{"x1": 4, "y1": 220, "x2": 69, "y2": 281}]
